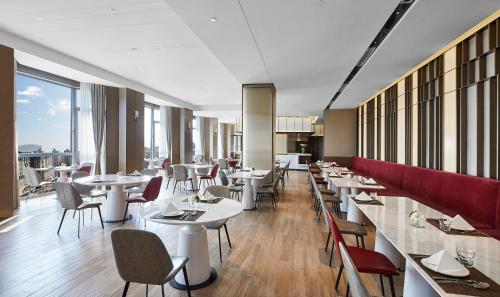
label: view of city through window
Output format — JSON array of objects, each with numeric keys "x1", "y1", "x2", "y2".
[{"x1": 16, "y1": 74, "x2": 72, "y2": 154}]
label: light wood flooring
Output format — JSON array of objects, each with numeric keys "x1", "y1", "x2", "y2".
[{"x1": 0, "y1": 171, "x2": 404, "y2": 297}]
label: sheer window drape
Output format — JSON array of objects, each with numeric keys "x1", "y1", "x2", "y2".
[
  {"x1": 199, "y1": 117, "x2": 206, "y2": 160},
  {"x1": 159, "y1": 106, "x2": 172, "y2": 160},
  {"x1": 78, "y1": 83, "x2": 96, "y2": 168}
]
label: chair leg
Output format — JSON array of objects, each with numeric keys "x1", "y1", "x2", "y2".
[
  {"x1": 166, "y1": 177, "x2": 171, "y2": 189},
  {"x1": 146, "y1": 284, "x2": 148, "y2": 297},
  {"x1": 361, "y1": 236, "x2": 366, "y2": 249},
  {"x1": 77, "y1": 210, "x2": 81, "y2": 238},
  {"x1": 325, "y1": 231, "x2": 330, "y2": 253},
  {"x1": 389, "y1": 275, "x2": 396, "y2": 297},
  {"x1": 218, "y1": 228, "x2": 222, "y2": 262},
  {"x1": 161, "y1": 284, "x2": 165, "y2": 297},
  {"x1": 122, "y1": 281, "x2": 130, "y2": 297},
  {"x1": 335, "y1": 264, "x2": 344, "y2": 289},
  {"x1": 190, "y1": 179, "x2": 194, "y2": 190},
  {"x1": 356, "y1": 236, "x2": 360, "y2": 248},
  {"x1": 224, "y1": 223, "x2": 232, "y2": 248},
  {"x1": 173, "y1": 181, "x2": 177, "y2": 193},
  {"x1": 379, "y1": 275, "x2": 385, "y2": 296},
  {"x1": 329, "y1": 245, "x2": 334, "y2": 267},
  {"x1": 182, "y1": 266, "x2": 192, "y2": 297},
  {"x1": 97, "y1": 206, "x2": 104, "y2": 229},
  {"x1": 345, "y1": 284, "x2": 350, "y2": 297},
  {"x1": 73, "y1": 209, "x2": 77, "y2": 218},
  {"x1": 122, "y1": 202, "x2": 130, "y2": 224},
  {"x1": 57, "y1": 209, "x2": 67, "y2": 234}
]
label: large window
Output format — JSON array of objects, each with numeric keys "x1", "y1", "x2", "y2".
[
  {"x1": 144, "y1": 104, "x2": 160, "y2": 159},
  {"x1": 16, "y1": 73, "x2": 76, "y2": 169}
]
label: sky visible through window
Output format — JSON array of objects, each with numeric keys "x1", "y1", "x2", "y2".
[{"x1": 16, "y1": 74, "x2": 72, "y2": 153}]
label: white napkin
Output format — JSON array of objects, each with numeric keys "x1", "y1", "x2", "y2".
[
  {"x1": 422, "y1": 250, "x2": 465, "y2": 273},
  {"x1": 355, "y1": 191, "x2": 372, "y2": 201},
  {"x1": 450, "y1": 215, "x2": 475, "y2": 231},
  {"x1": 342, "y1": 167, "x2": 348, "y2": 171},
  {"x1": 203, "y1": 192, "x2": 215, "y2": 201},
  {"x1": 116, "y1": 171, "x2": 123, "y2": 176},
  {"x1": 346, "y1": 174, "x2": 353, "y2": 179},
  {"x1": 133, "y1": 170, "x2": 141, "y2": 176},
  {"x1": 365, "y1": 178, "x2": 377, "y2": 185},
  {"x1": 162, "y1": 202, "x2": 179, "y2": 215}
]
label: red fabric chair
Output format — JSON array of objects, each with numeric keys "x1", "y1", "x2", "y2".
[
  {"x1": 327, "y1": 210, "x2": 398, "y2": 297},
  {"x1": 122, "y1": 176, "x2": 163, "y2": 224},
  {"x1": 198, "y1": 164, "x2": 219, "y2": 187},
  {"x1": 161, "y1": 159, "x2": 170, "y2": 170},
  {"x1": 79, "y1": 165, "x2": 92, "y2": 174},
  {"x1": 228, "y1": 160, "x2": 238, "y2": 168}
]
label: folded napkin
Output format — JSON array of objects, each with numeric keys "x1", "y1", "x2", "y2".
[
  {"x1": 132, "y1": 170, "x2": 141, "y2": 176},
  {"x1": 341, "y1": 167, "x2": 349, "y2": 171},
  {"x1": 365, "y1": 178, "x2": 377, "y2": 185},
  {"x1": 422, "y1": 250, "x2": 466, "y2": 274},
  {"x1": 346, "y1": 174, "x2": 353, "y2": 179},
  {"x1": 355, "y1": 191, "x2": 372, "y2": 201},
  {"x1": 116, "y1": 171, "x2": 123, "y2": 176},
  {"x1": 161, "y1": 202, "x2": 179, "y2": 216},
  {"x1": 202, "y1": 191, "x2": 215, "y2": 201},
  {"x1": 451, "y1": 215, "x2": 475, "y2": 231}
]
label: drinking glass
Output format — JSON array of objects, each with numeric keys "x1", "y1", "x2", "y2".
[
  {"x1": 188, "y1": 196, "x2": 197, "y2": 210},
  {"x1": 438, "y1": 218, "x2": 452, "y2": 231},
  {"x1": 456, "y1": 247, "x2": 475, "y2": 268}
]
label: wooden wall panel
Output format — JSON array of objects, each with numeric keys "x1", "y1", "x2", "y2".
[{"x1": 105, "y1": 86, "x2": 119, "y2": 174}]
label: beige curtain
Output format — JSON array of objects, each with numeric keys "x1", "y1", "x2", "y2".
[{"x1": 90, "y1": 84, "x2": 106, "y2": 174}]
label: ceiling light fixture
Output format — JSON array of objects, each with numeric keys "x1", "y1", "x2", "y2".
[
  {"x1": 36, "y1": 16, "x2": 44, "y2": 20},
  {"x1": 210, "y1": 17, "x2": 218, "y2": 22},
  {"x1": 110, "y1": 8, "x2": 118, "y2": 13}
]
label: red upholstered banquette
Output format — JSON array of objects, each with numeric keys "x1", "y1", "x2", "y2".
[{"x1": 351, "y1": 157, "x2": 500, "y2": 239}]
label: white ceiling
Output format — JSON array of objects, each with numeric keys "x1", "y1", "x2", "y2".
[
  {"x1": 165, "y1": 0, "x2": 400, "y2": 116},
  {"x1": 0, "y1": 0, "x2": 240, "y2": 110},
  {"x1": 335, "y1": 0, "x2": 500, "y2": 108},
  {"x1": 1, "y1": 0, "x2": 498, "y2": 120}
]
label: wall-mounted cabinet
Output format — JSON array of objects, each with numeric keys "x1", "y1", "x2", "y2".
[{"x1": 275, "y1": 116, "x2": 314, "y2": 132}]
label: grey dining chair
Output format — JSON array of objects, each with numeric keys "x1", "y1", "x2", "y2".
[
  {"x1": 111, "y1": 229, "x2": 191, "y2": 297},
  {"x1": 218, "y1": 158, "x2": 229, "y2": 175},
  {"x1": 219, "y1": 170, "x2": 242, "y2": 201},
  {"x1": 339, "y1": 242, "x2": 371, "y2": 297},
  {"x1": 55, "y1": 182, "x2": 104, "y2": 238},
  {"x1": 124, "y1": 169, "x2": 157, "y2": 197},
  {"x1": 256, "y1": 173, "x2": 279, "y2": 211},
  {"x1": 203, "y1": 185, "x2": 232, "y2": 262},
  {"x1": 22, "y1": 166, "x2": 55, "y2": 203},
  {"x1": 172, "y1": 165, "x2": 194, "y2": 193}
]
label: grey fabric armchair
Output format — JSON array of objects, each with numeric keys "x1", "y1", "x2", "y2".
[
  {"x1": 172, "y1": 165, "x2": 194, "y2": 193},
  {"x1": 219, "y1": 170, "x2": 242, "y2": 201},
  {"x1": 111, "y1": 229, "x2": 191, "y2": 297},
  {"x1": 55, "y1": 182, "x2": 104, "y2": 238},
  {"x1": 203, "y1": 185, "x2": 232, "y2": 262},
  {"x1": 124, "y1": 169, "x2": 157, "y2": 197}
]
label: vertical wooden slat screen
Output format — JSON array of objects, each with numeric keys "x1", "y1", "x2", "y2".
[{"x1": 355, "y1": 16, "x2": 499, "y2": 179}]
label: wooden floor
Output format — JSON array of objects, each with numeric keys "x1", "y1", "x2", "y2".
[{"x1": 0, "y1": 171, "x2": 404, "y2": 297}]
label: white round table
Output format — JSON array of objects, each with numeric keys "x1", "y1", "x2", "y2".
[
  {"x1": 226, "y1": 170, "x2": 271, "y2": 210},
  {"x1": 179, "y1": 164, "x2": 213, "y2": 191},
  {"x1": 74, "y1": 174, "x2": 152, "y2": 222},
  {"x1": 142, "y1": 198, "x2": 243, "y2": 289}
]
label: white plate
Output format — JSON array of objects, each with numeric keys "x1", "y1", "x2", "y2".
[
  {"x1": 421, "y1": 258, "x2": 470, "y2": 277},
  {"x1": 161, "y1": 210, "x2": 185, "y2": 217}
]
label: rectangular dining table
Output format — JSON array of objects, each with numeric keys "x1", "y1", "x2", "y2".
[{"x1": 352, "y1": 195, "x2": 500, "y2": 297}]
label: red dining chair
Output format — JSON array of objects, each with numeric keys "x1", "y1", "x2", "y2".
[
  {"x1": 198, "y1": 164, "x2": 219, "y2": 188},
  {"x1": 79, "y1": 165, "x2": 92, "y2": 174},
  {"x1": 327, "y1": 210, "x2": 398, "y2": 297},
  {"x1": 122, "y1": 176, "x2": 163, "y2": 224}
]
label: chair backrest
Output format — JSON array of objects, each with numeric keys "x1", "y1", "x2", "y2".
[
  {"x1": 204, "y1": 185, "x2": 230, "y2": 198},
  {"x1": 142, "y1": 176, "x2": 163, "y2": 202},
  {"x1": 111, "y1": 229, "x2": 174, "y2": 285},
  {"x1": 339, "y1": 242, "x2": 371, "y2": 297},
  {"x1": 310, "y1": 171, "x2": 330, "y2": 228},
  {"x1": 71, "y1": 172, "x2": 93, "y2": 195},
  {"x1": 172, "y1": 165, "x2": 188, "y2": 181},
  {"x1": 55, "y1": 182, "x2": 83, "y2": 210},
  {"x1": 272, "y1": 170, "x2": 281, "y2": 191},
  {"x1": 210, "y1": 158, "x2": 216, "y2": 165},
  {"x1": 326, "y1": 208, "x2": 346, "y2": 265},
  {"x1": 80, "y1": 163, "x2": 93, "y2": 174},
  {"x1": 210, "y1": 164, "x2": 219, "y2": 178},
  {"x1": 24, "y1": 167, "x2": 42, "y2": 186},
  {"x1": 218, "y1": 159, "x2": 229, "y2": 170},
  {"x1": 219, "y1": 170, "x2": 229, "y2": 186},
  {"x1": 161, "y1": 159, "x2": 170, "y2": 170},
  {"x1": 142, "y1": 169, "x2": 157, "y2": 177}
]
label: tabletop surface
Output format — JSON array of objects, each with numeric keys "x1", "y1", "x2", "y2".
[
  {"x1": 227, "y1": 169, "x2": 271, "y2": 179},
  {"x1": 178, "y1": 163, "x2": 213, "y2": 169},
  {"x1": 353, "y1": 195, "x2": 500, "y2": 297},
  {"x1": 330, "y1": 176, "x2": 385, "y2": 189},
  {"x1": 141, "y1": 197, "x2": 243, "y2": 225},
  {"x1": 73, "y1": 174, "x2": 152, "y2": 186}
]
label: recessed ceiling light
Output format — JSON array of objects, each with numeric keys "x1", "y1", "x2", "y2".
[
  {"x1": 109, "y1": 8, "x2": 118, "y2": 13},
  {"x1": 131, "y1": 47, "x2": 138, "y2": 51},
  {"x1": 395, "y1": 11, "x2": 400, "y2": 15},
  {"x1": 36, "y1": 16, "x2": 44, "y2": 20},
  {"x1": 210, "y1": 17, "x2": 217, "y2": 22}
]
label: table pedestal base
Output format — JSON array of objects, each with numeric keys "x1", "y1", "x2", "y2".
[
  {"x1": 403, "y1": 260, "x2": 439, "y2": 297},
  {"x1": 339, "y1": 187, "x2": 350, "y2": 213},
  {"x1": 175, "y1": 225, "x2": 212, "y2": 286},
  {"x1": 241, "y1": 178, "x2": 255, "y2": 210},
  {"x1": 374, "y1": 229, "x2": 401, "y2": 269},
  {"x1": 104, "y1": 185, "x2": 128, "y2": 222},
  {"x1": 170, "y1": 267, "x2": 217, "y2": 290}
]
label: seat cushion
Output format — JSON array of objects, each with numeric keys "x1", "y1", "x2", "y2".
[
  {"x1": 77, "y1": 201, "x2": 102, "y2": 210},
  {"x1": 347, "y1": 246, "x2": 399, "y2": 276},
  {"x1": 199, "y1": 175, "x2": 213, "y2": 179},
  {"x1": 336, "y1": 219, "x2": 367, "y2": 236},
  {"x1": 320, "y1": 188, "x2": 335, "y2": 195},
  {"x1": 126, "y1": 196, "x2": 147, "y2": 203},
  {"x1": 203, "y1": 219, "x2": 228, "y2": 229}
]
